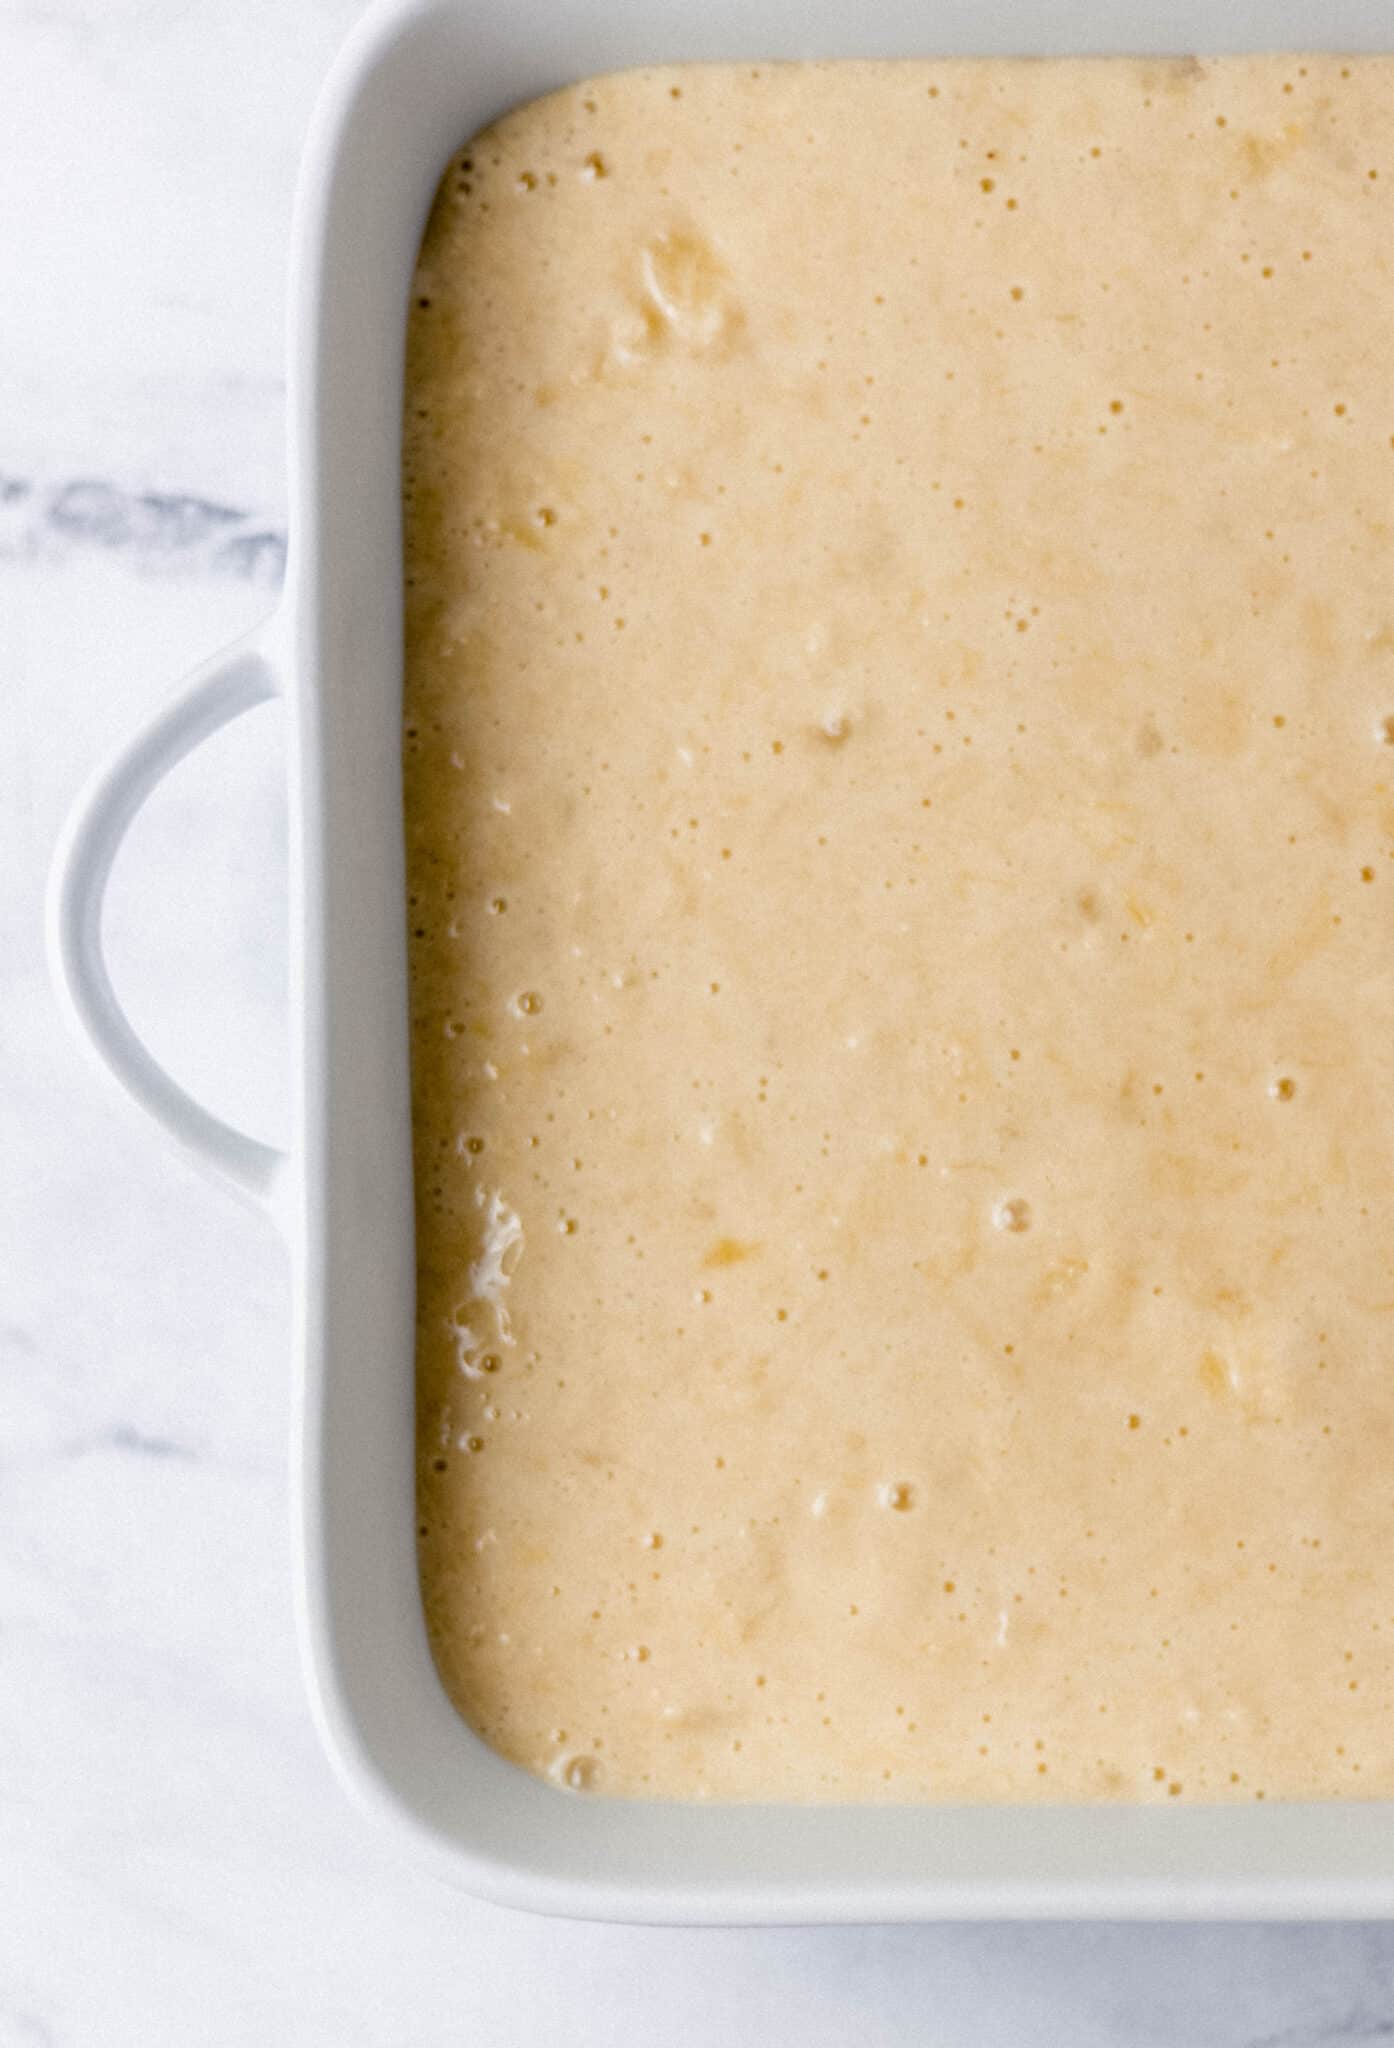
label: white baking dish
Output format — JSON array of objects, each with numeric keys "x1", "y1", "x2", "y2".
[{"x1": 47, "y1": 0, "x2": 1394, "y2": 1921}]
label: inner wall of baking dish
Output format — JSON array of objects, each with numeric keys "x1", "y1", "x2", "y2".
[{"x1": 298, "y1": 0, "x2": 1394, "y2": 1914}]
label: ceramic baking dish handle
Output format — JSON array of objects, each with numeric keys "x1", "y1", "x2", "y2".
[{"x1": 47, "y1": 623, "x2": 290, "y2": 1227}]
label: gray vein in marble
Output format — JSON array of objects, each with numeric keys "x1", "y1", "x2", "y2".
[
  {"x1": 1248, "y1": 2013, "x2": 1394, "y2": 2047},
  {"x1": 1, "y1": 1425, "x2": 200, "y2": 1478},
  {"x1": 0, "y1": 471, "x2": 286, "y2": 585},
  {"x1": 0, "y1": 2003, "x2": 56, "y2": 2048},
  {"x1": 93, "y1": 1422, "x2": 195, "y2": 1462}
]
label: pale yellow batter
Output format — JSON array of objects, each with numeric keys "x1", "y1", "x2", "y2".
[{"x1": 405, "y1": 57, "x2": 1394, "y2": 1803}]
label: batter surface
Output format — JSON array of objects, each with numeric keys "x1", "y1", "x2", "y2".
[{"x1": 405, "y1": 57, "x2": 1394, "y2": 1802}]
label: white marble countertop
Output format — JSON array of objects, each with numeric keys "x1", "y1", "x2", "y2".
[{"x1": 8, "y1": 3, "x2": 1394, "y2": 2039}]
